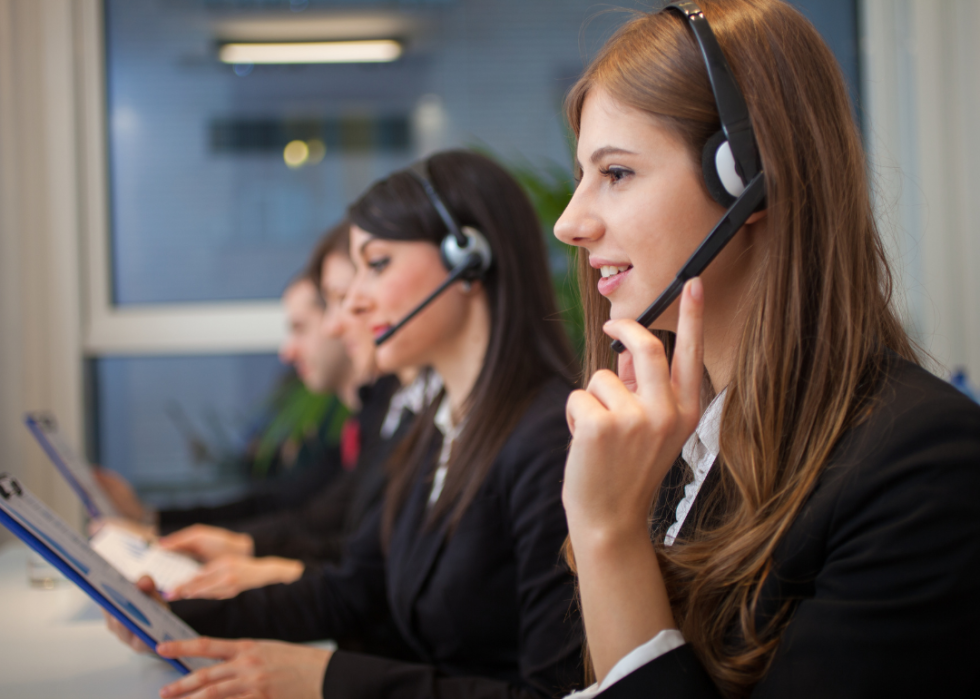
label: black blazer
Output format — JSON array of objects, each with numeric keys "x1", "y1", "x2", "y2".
[
  {"x1": 600, "y1": 356, "x2": 980, "y2": 698},
  {"x1": 235, "y1": 375, "x2": 403, "y2": 564},
  {"x1": 176, "y1": 376, "x2": 584, "y2": 699}
]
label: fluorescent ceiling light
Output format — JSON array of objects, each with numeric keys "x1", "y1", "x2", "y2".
[{"x1": 219, "y1": 40, "x2": 402, "y2": 64}]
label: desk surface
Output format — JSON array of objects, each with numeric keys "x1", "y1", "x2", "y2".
[{"x1": 0, "y1": 541, "x2": 181, "y2": 698}]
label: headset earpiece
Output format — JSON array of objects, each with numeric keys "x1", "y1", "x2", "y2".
[
  {"x1": 441, "y1": 225, "x2": 492, "y2": 279},
  {"x1": 701, "y1": 129, "x2": 746, "y2": 208},
  {"x1": 374, "y1": 164, "x2": 495, "y2": 346},
  {"x1": 407, "y1": 159, "x2": 494, "y2": 279}
]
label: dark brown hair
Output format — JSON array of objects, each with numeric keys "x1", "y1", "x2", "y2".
[
  {"x1": 348, "y1": 149, "x2": 577, "y2": 538},
  {"x1": 565, "y1": 1, "x2": 916, "y2": 695},
  {"x1": 305, "y1": 218, "x2": 352, "y2": 294}
]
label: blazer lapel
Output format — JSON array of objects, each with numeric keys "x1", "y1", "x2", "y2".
[
  {"x1": 386, "y1": 439, "x2": 452, "y2": 660},
  {"x1": 676, "y1": 456, "x2": 722, "y2": 542}
]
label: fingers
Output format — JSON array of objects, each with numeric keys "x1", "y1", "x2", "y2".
[
  {"x1": 566, "y1": 387, "x2": 614, "y2": 437},
  {"x1": 88, "y1": 518, "x2": 106, "y2": 537},
  {"x1": 133, "y1": 574, "x2": 169, "y2": 605},
  {"x1": 157, "y1": 637, "x2": 247, "y2": 660},
  {"x1": 159, "y1": 662, "x2": 242, "y2": 699},
  {"x1": 671, "y1": 278, "x2": 705, "y2": 424},
  {"x1": 584, "y1": 369, "x2": 639, "y2": 413},
  {"x1": 617, "y1": 350, "x2": 638, "y2": 393},
  {"x1": 103, "y1": 609, "x2": 152, "y2": 653},
  {"x1": 157, "y1": 527, "x2": 199, "y2": 553},
  {"x1": 166, "y1": 566, "x2": 231, "y2": 601},
  {"x1": 602, "y1": 320, "x2": 672, "y2": 404}
]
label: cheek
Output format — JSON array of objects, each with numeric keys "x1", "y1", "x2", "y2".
[
  {"x1": 376, "y1": 265, "x2": 442, "y2": 318},
  {"x1": 375, "y1": 289, "x2": 468, "y2": 372}
]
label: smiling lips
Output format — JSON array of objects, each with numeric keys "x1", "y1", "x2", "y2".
[{"x1": 595, "y1": 263, "x2": 632, "y2": 296}]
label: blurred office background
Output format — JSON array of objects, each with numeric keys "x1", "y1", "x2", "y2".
[{"x1": 0, "y1": 0, "x2": 977, "y2": 535}]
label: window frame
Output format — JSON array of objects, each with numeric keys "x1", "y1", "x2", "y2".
[{"x1": 78, "y1": 0, "x2": 285, "y2": 358}]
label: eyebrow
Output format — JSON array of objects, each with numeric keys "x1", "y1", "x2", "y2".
[
  {"x1": 575, "y1": 146, "x2": 640, "y2": 175},
  {"x1": 358, "y1": 237, "x2": 379, "y2": 256},
  {"x1": 590, "y1": 146, "x2": 638, "y2": 164}
]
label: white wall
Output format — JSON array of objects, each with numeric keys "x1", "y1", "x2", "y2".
[
  {"x1": 863, "y1": 0, "x2": 980, "y2": 380},
  {"x1": 0, "y1": 0, "x2": 85, "y2": 543}
]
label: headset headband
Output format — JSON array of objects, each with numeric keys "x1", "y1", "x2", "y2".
[
  {"x1": 406, "y1": 160, "x2": 469, "y2": 249},
  {"x1": 666, "y1": 1, "x2": 760, "y2": 183}
]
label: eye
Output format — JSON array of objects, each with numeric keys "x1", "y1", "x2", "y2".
[
  {"x1": 599, "y1": 165, "x2": 633, "y2": 184},
  {"x1": 367, "y1": 256, "x2": 390, "y2": 273}
]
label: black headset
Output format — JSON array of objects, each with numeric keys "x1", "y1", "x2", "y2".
[
  {"x1": 611, "y1": 0, "x2": 767, "y2": 353},
  {"x1": 405, "y1": 160, "x2": 493, "y2": 278},
  {"x1": 373, "y1": 158, "x2": 494, "y2": 346}
]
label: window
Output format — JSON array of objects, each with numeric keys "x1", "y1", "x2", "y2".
[{"x1": 88, "y1": 0, "x2": 860, "y2": 504}]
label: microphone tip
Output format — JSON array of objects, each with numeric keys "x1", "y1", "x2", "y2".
[{"x1": 611, "y1": 339, "x2": 626, "y2": 354}]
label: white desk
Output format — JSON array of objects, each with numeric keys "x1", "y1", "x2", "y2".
[{"x1": 0, "y1": 541, "x2": 181, "y2": 698}]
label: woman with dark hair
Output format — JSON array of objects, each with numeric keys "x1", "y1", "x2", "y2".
[
  {"x1": 555, "y1": 1, "x2": 980, "y2": 697},
  {"x1": 111, "y1": 150, "x2": 583, "y2": 699},
  {"x1": 154, "y1": 220, "x2": 412, "y2": 599}
]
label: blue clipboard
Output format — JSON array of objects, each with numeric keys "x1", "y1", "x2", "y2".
[
  {"x1": 24, "y1": 413, "x2": 115, "y2": 519},
  {"x1": 0, "y1": 474, "x2": 206, "y2": 676}
]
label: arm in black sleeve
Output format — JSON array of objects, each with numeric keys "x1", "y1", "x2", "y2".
[
  {"x1": 323, "y1": 652, "x2": 550, "y2": 699},
  {"x1": 158, "y1": 494, "x2": 266, "y2": 533},
  {"x1": 171, "y1": 502, "x2": 390, "y2": 644},
  {"x1": 157, "y1": 447, "x2": 344, "y2": 534},
  {"x1": 235, "y1": 469, "x2": 357, "y2": 561}
]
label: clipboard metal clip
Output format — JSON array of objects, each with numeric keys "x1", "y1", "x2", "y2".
[{"x1": 0, "y1": 474, "x2": 23, "y2": 500}]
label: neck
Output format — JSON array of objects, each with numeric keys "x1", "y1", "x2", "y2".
[
  {"x1": 397, "y1": 366, "x2": 419, "y2": 387},
  {"x1": 431, "y1": 294, "x2": 491, "y2": 422},
  {"x1": 702, "y1": 321, "x2": 738, "y2": 396},
  {"x1": 699, "y1": 220, "x2": 765, "y2": 395},
  {"x1": 337, "y1": 376, "x2": 363, "y2": 412}
]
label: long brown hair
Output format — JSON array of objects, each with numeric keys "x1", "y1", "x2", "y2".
[
  {"x1": 348, "y1": 150, "x2": 577, "y2": 540},
  {"x1": 566, "y1": 1, "x2": 916, "y2": 695}
]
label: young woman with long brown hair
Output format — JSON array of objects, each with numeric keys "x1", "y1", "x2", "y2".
[{"x1": 555, "y1": 1, "x2": 980, "y2": 697}]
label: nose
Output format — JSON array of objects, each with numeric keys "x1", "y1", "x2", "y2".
[
  {"x1": 322, "y1": 305, "x2": 344, "y2": 339},
  {"x1": 343, "y1": 273, "x2": 373, "y2": 319},
  {"x1": 554, "y1": 186, "x2": 603, "y2": 247},
  {"x1": 279, "y1": 336, "x2": 297, "y2": 365}
]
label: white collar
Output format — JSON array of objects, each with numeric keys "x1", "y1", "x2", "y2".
[
  {"x1": 681, "y1": 386, "x2": 726, "y2": 466},
  {"x1": 433, "y1": 393, "x2": 459, "y2": 441},
  {"x1": 380, "y1": 370, "x2": 443, "y2": 439},
  {"x1": 665, "y1": 386, "x2": 727, "y2": 546},
  {"x1": 428, "y1": 393, "x2": 464, "y2": 508}
]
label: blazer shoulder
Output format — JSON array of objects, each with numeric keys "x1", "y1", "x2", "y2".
[
  {"x1": 500, "y1": 376, "x2": 573, "y2": 452},
  {"x1": 830, "y1": 357, "x2": 980, "y2": 476},
  {"x1": 489, "y1": 376, "x2": 573, "y2": 485},
  {"x1": 810, "y1": 356, "x2": 980, "y2": 541}
]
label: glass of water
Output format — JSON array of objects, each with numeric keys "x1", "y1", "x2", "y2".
[{"x1": 27, "y1": 549, "x2": 65, "y2": 589}]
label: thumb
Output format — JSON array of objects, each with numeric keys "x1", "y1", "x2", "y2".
[
  {"x1": 617, "y1": 350, "x2": 638, "y2": 393},
  {"x1": 136, "y1": 575, "x2": 166, "y2": 605}
]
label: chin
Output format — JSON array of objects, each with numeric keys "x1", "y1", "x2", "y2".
[
  {"x1": 608, "y1": 301, "x2": 642, "y2": 322},
  {"x1": 375, "y1": 344, "x2": 410, "y2": 376}
]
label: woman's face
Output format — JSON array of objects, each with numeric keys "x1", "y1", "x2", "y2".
[
  {"x1": 320, "y1": 251, "x2": 376, "y2": 386},
  {"x1": 346, "y1": 225, "x2": 473, "y2": 374},
  {"x1": 555, "y1": 88, "x2": 753, "y2": 331}
]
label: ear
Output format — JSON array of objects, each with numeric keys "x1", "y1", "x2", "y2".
[
  {"x1": 746, "y1": 208, "x2": 767, "y2": 225},
  {"x1": 457, "y1": 278, "x2": 483, "y2": 295}
]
